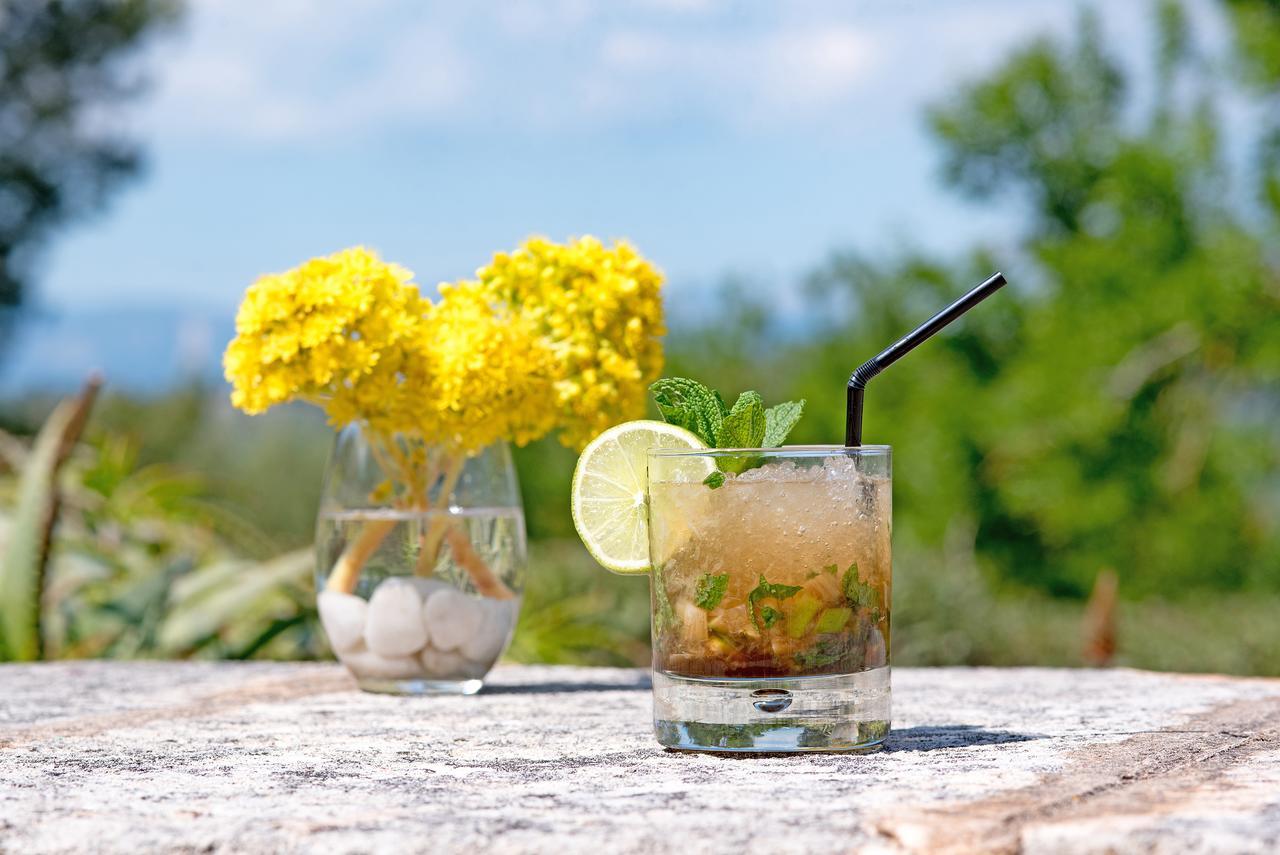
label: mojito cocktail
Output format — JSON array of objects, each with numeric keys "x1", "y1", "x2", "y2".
[{"x1": 646, "y1": 446, "x2": 891, "y2": 751}]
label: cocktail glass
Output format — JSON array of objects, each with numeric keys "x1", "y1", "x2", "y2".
[{"x1": 646, "y1": 446, "x2": 891, "y2": 752}]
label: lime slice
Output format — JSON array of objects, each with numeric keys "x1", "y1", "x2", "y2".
[{"x1": 571, "y1": 420, "x2": 710, "y2": 574}]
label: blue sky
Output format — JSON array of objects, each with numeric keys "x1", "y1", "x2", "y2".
[
  {"x1": 6, "y1": 0, "x2": 1230, "y2": 391},
  {"x1": 40, "y1": 0, "x2": 1177, "y2": 310}
]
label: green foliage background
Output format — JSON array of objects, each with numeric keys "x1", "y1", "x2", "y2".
[{"x1": 2, "y1": 0, "x2": 1278, "y2": 672}]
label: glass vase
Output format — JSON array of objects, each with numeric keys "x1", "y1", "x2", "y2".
[{"x1": 314, "y1": 423, "x2": 525, "y2": 695}]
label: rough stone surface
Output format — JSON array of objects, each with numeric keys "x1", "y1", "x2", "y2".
[{"x1": 1, "y1": 663, "x2": 1278, "y2": 854}]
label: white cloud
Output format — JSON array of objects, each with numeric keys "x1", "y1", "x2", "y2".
[
  {"x1": 142, "y1": 1, "x2": 471, "y2": 142},
  {"x1": 630, "y1": 0, "x2": 723, "y2": 13},
  {"x1": 130, "y1": 0, "x2": 1101, "y2": 145},
  {"x1": 758, "y1": 27, "x2": 880, "y2": 107},
  {"x1": 593, "y1": 25, "x2": 880, "y2": 123},
  {"x1": 492, "y1": 0, "x2": 596, "y2": 39}
]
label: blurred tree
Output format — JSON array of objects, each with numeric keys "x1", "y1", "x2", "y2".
[
  {"x1": 1221, "y1": 0, "x2": 1280, "y2": 217},
  {"x1": 801, "y1": 2, "x2": 1280, "y2": 598},
  {"x1": 0, "y1": 0, "x2": 179, "y2": 339}
]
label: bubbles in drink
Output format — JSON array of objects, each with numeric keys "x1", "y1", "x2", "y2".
[{"x1": 648, "y1": 456, "x2": 890, "y2": 679}]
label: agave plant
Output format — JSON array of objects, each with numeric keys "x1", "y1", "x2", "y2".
[
  {"x1": 0, "y1": 379, "x2": 99, "y2": 660},
  {"x1": 0, "y1": 381, "x2": 324, "y2": 662}
]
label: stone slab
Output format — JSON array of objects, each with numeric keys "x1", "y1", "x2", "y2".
[{"x1": 1, "y1": 662, "x2": 1278, "y2": 853}]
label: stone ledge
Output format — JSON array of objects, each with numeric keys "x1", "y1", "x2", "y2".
[{"x1": 1, "y1": 662, "x2": 1278, "y2": 854}]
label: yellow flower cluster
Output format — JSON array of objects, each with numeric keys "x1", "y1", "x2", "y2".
[
  {"x1": 476, "y1": 236, "x2": 665, "y2": 450},
  {"x1": 223, "y1": 237, "x2": 664, "y2": 455},
  {"x1": 223, "y1": 247, "x2": 426, "y2": 425},
  {"x1": 420, "y1": 281, "x2": 557, "y2": 450}
]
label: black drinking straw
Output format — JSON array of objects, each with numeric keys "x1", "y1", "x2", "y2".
[{"x1": 845, "y1": 271, "x2": 1008, "y2": 447}]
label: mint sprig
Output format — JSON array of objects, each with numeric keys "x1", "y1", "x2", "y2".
[
  {"x1": 795, "y1": 636, "x2": 850, "y2": 669},
  {"x1": 842, "y1": 562, "x2": 884, "y2": 621},
  {"x1": 718, "y1": 390, "x2": 765, "y2": 449},
  {"x1": 650, "y1": 377, "x2": 726, "y2": 447},
  {"x1": 653, "y1": 563, "x2": 677, "y2": 634},
  {"x1": 694, "y1": 573, "x2": 729, "y2": 610},
  {"x1": 649, "y1": 377, "x2": 805, "y2": 486},
  {"x1": 764, "y1": 400, "x2": 805, "y2": 447},
  {"x1": 747, "y1": 574, "x2": 802, "y2": 631}
]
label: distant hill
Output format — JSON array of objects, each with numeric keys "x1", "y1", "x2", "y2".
[
  {"x1": 0, "y1": 305, "x2": 234, "y2": 395},
  {"x1": 0, "y1": 286, "x2": 810, "y2": 398}
]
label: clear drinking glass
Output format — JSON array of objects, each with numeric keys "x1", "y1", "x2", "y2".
[{"x1": 646, "y1": 446, "x2": 891, "y2": 751}]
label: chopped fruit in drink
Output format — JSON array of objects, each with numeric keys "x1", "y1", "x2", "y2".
[
  {"x1": 678, "y1": 601, "x2": 708, "y2": 647},
  {"x1": 803, "y1": 571, "x2": 842, "y2": 605},
  {"x1": 815, "y1": 607, "x2": 854, "y2": 634},
  {"x1": 647, "y1": 447, "x2": 891, "y2": 678},
  {"x1": 787, "y1": 592, "x2": 823, "y2": 639},
  {"x1": 708, "y1": 604, "x2": 756, "y2": 638}
]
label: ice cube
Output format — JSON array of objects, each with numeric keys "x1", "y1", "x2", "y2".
[
  {"x1": 364, "y1": 577, "x2": 429, "y2": 656},
  {"x1": 422, "y1": 588, "x2": 484, "y2": 652},
  {"x1": 317, "y1": 590, "x2": 367, "y2": 654}
]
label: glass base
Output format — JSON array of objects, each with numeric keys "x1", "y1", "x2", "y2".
[
  {"x1": 356, "y1": 677, "x2": 484, "y2": 696},
  {"x1": 653, "y1": 667, "x2": 890, "y2": 753}
]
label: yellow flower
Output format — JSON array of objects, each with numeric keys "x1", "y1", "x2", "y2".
[
  {"x1": 224, "y1": 237, "x2": 666, "y2": 456},
  {"x1": 475, "y1": 236, "x2": 665, "y2": 450},
  {"x1": 222, "y1": 247, "x2": 427, "y2": 431},
  {"x1": 416, "y1": 281, "x2": 557, "y2": 452}
]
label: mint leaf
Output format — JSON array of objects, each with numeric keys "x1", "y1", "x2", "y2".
[
  {"x1": 715, "y1": 391, "x2": 765, "y2": 475},
  {"x1": 716, "y1": 391, "x2": 765, "y2": 449},
  {"x1": 795, "y1": 636, "x2": 851, "y2": 669},
  {"x1": 759, "y1": 606, "x2": 782, "y2": 628},
  {"x1": 694, "y1": 573, "x2": 729, "y2": 610},
  {"x1": 763, "y1": 399, "x2": 805, "y2": 447},
  {"x1": 654, "y1": 564, "x2": 678, "y2": 635},
  {"x1": 750, "y1": 576, "x2": 802, "y2": 602},
  {"x1": 842, "y1": 562, "x2": 883, "y2": 619},
  {"x1": 649, "y1": 378, "x2": 809, "y2": 485},
  {"x1": 748, "y1": 574, "x2": 802, "y2": 630},
  {"x1": 650, "y1": 378, "x2": 723, "y2": 447}
]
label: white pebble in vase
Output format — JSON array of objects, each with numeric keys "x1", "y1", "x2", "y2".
[
  {"x1": 460, "y1": 598, "x2": 519, "y2": 663},
  {"x1": 339, "y1": 644, "x2": 423, "y2": 680},
  {"x1": 364, "y1": 578, "x2": 429, "y2": 657},
  {"x1": 419, "y1": 645, "x2": 470, "y2": 679},
  {"x1": 317, "y1": 590, "x2": 368, "y2": 654},
  {"x1": 422, "y1": 589, "x2": 484, "y2": 652},
  {"x1": 405, "y1": 576, "x2": 450, "y2": 602}
]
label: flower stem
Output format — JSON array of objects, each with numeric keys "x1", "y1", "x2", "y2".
[
  {"x1": 444, "y1": 524, "x2": 515, "y2": 599},
  {"x1": 414, "y1": 455, "x2": 466, "y2": 576},
  {"x1": 325, "y1": 437, "x2": 514, "y2": 599},
  {"x1": 325, "y1": 517, "x2": 396, "y2": 593}
]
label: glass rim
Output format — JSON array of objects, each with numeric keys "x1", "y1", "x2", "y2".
[{"x1": 648, "y1": 444, "x2": 891, "y2": 458}]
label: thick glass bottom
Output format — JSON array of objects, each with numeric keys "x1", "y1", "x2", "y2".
[
  {"x1": 653, "y1": 667, "x2": 890, "y2": 753},
  {"x1": 356, "y1": 677, "x2": 484, "y2": 696}
]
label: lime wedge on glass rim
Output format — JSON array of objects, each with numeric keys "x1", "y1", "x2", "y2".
[{"x1": 570, "y1": 420, "x2": 712, "y2": 574}]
